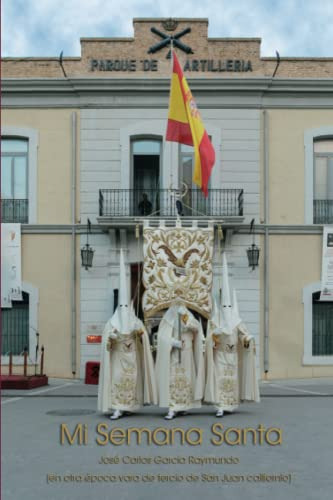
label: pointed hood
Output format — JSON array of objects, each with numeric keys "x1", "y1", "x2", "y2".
[
  {"x1": 220, "y1": 252, "x2": 233, "y2": 334},
  {"x1": 118, "y1": 248, "x2": 130, "y2": 334},
  {"x1": 231, "y1": 289, "x2": 242, "y2": 330},
  {"x1": 110, "y1": 249, "x2": 131, "y2": 334},
  {"x1": 210, "y1": 296, "x2": 221, "y2": 327}
]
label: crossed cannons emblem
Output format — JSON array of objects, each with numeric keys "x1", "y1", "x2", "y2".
[{"x1": 148, "y1": 27, "x2": 194, "y2": 58}]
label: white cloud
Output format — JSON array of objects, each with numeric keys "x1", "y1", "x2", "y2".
[{"x1": 2, "y1": 0, "x2": 333, "y2": 57}]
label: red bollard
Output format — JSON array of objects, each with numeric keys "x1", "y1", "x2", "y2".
[
  {"x1": 23, "y1": 347, "x2": 28, "y2": 376},
  {"x1": 40, "y1": 346, "x2": 44, "y2": 376},
  {"x1": 9, "y1": 352, "x2": 13, "y2": 375}
]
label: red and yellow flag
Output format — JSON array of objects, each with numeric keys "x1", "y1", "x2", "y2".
[{"x1": 166, "y1": 51, "x2": 215, "y2": 197}]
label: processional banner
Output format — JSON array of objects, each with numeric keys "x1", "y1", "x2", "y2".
[{"x1": 142, "y1": 223, "x2": 214, "y2": 318}]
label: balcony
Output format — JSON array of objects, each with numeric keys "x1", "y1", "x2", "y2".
[
  {"x1": 313, "y1": 200, "x2": 333, "y2": 224},
  {"x1": 98, "y1": 188, "x2": 244, "y2": 226},
  {"x1": 1, "y1": 199, "x2": 28, "y2": 223}
]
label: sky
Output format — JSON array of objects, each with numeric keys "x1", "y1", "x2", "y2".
[{"x1": 2, "y1": 0, "x2": 333, "y2": 58}]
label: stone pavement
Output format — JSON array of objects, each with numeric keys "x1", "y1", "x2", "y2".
[{"x1": 2, "y1": 377, "x2": 333, "y2": 500}]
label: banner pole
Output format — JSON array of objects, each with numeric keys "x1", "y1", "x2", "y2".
[{"x1": 177, "y1": 310, "x2": 182, "y2": 364}]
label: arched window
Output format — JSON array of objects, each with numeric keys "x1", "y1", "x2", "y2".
[
  {"x1": 1, "y1": 138, "x2": 28, "y2": 223},
  {"x1": 313, "y1": 139, "x2": 333, "y2": 223},
  {"x1": 131, "y1": 138, "x2": 161, "y2": 215}
]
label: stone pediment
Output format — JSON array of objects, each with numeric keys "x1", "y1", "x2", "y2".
[{"x1": 4, "y1": 17, "x2": 333, "y2": 79}]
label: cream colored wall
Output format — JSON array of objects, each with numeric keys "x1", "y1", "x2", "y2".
[
  {"x1": 268, "y1": 110, "x2": 333, "y2": 225},
  {"x1": 21, "y1": 234, "x2": 81, "y2": 378},
  {"x1": 2, "y1": 109, "x2": 80, "y2": 224},
  {"x1": 268, "y1": 234, "x2": 333, "y2": 378}
]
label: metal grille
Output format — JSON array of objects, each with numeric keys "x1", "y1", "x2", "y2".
[
  {"x1": 1, "y1": 199, "x2": 28, "y2": 223},
  {"x1": 312, "y1": 300, "x2": 333, "y2": 355},
  {"x1": 99, "y1": 188, "x2": 244, "y2": 217},
  {"x1": 313, "y1": 200, "x2": 333, "y2": 224},
  {"x1": 1, "y1": 293, "x2": 29, "y2": 355}
]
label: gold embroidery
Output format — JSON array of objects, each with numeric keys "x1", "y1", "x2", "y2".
[
  {"x1": 224, "y1": 366, "x2": 235, "y2": 377},
  {"x1": 181, "y1": 313, "x2": 189, "y2": 324},
  {"x1": 217, "y1": 376, "x2": 239, "y2": 407},
  {"x1": 169, "y1": 367, "x2": 193, "y2": 407},
  {"x1": 221, "y1": 378, "x2": 237, "y2": 393},
  {"x1": 217, "y1": 343, "x2": 237, "y2": 353},
  {"x1": 111, "y1": 368, "x2": 138, "y2": 407},
  {"x1": 142, "y1": 227, "x2": 213, "y2": 318}
]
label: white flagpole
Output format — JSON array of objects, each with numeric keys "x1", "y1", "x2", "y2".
[{"x1": 169, "y1": 39, "x2": 174, "y2": 193}]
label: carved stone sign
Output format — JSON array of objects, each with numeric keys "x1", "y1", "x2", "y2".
[
  {"x1": 90, "y1": 58, "x2": 253, "y2": 72},
  {"x1": 90, "y1": 59, "x2": 158, "y2": 72}
]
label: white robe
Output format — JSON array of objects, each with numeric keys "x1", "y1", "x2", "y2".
[
  {"x1": 155, "y1": 305, "x2": 205, "y2": 410},
  {"x1": 205, "y1": 321, "x2": 260, "y2": 410},
  {"x1": 97, "y1": 315, "x2": 157, "y2": 414}
]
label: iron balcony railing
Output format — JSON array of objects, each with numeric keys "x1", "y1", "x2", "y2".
[
  {"x1": 1, "y1": 301, "x2": 29, "y2": 356},
  {"x1": 1, "y1": 199, "x2": 28, "y2": 223},
  {"x1": 99, "y1": 189, "x2": 244, "y2": 218},
  {"x1": 313, "y1": 200, "x2": 333, "y2": 224}
]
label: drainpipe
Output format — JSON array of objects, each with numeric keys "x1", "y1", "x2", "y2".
[
  {"x1": 263, "y1": 109, "x2": 269, "y2": 374},
  {"x1": 71, "y1": 112, "x2": 77, "y2": 376}
]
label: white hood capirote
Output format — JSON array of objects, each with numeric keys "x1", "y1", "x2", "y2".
[
  {"x1": 109, "y1": 248, "x2": 132, "y2": 335},
  {"x1": 219, "y1": 252, "x2": 233, "y2": 335}
]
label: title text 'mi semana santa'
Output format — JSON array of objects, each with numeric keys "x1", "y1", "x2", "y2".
[{"x1": 60, "y1": 423, "x2": 282, "y2": 446}]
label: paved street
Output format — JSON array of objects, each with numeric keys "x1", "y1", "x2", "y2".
[{"x1": 2, "y1": 377, "x2": 333, "y2": 500}]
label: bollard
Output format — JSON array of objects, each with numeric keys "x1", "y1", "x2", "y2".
[
  {"x1": 23, "y1": 346, "x2": 28, "y2": 376},
  {"x1": 40, "y1": 346, "x2": 44, "y2": 376},
  {"x1": 9, "y1": 352, "x2": 13, "y2": 375}
]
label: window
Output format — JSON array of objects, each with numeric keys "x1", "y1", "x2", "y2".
[
  {"x1": 179, "y1": 144, "x2": 210, "y2": 216},
  {"x1": 1, "y1": 138, "x2": 28, "y2": 223},
  {"x1": 180, "y1": 143, "x2": 195, "y2": 188},
  {"x1": 312, "y1": 292, "x2": 333, "y2": 356},
  {"x1": 304, "y1": 127, "x2": 333, "y2": 224},
  {"x1": 119, "y1": 121, "x2": 219, "y2": 216},
  {"x1": 131, "y1": 138, "x2": 161, "y2": 215},
  {"x1": 313, "y1": 139, "x2": 333, "y2": 223},
  {"x1": 1, "y1": 292, "x2": 29, "y2": 355},
  {"x1": 303, "y1": 282, "x2": 333, "y2": 365}
]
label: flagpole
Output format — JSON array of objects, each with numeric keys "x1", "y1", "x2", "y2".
[
  {"x1": 168, "y1": 42, "x2": 181, "y2": 362},
  {"x1": 169, "y1": 39, "x2": 178, "y2": 218},
  {"x1": 169, "y1": 40, "x2": 174, "y2": 193}
]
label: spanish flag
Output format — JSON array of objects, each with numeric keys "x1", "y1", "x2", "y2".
[{"x1": 166, "y1": 51, "x2": 215, "y2": 197}]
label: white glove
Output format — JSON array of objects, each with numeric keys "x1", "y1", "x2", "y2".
[
  {"x1": 243, "y1": 336, "x2": 252, "y2": 349},
  {"x1": 171, "y1": 339, "x2": 182, "y2": 349},
  {"x1": 109, "y1": 332, "x2": 118, "y2": 340}
]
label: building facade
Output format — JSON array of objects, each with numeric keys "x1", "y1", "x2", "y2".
[{"x1": 2, "y1": 18, "x2": 333, "y2": 379}]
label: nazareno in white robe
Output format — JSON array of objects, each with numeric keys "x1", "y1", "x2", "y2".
[
  {"x1": 204, "y1": 319, "x2": 260, "y2": 411},
  {"x1": 155, "y1": 304, "x2": 205, "y2": 411},
  {"x1": 97, "y1": 310, "x2": 157, "y2": 414}
]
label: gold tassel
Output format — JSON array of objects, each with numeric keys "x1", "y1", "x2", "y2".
[
  {"x1": 135, "y1": 224, "x2": 140, "y2": 239},
  {"x1": 217, "y1": 224, "x2": 223, "y2": 240}
]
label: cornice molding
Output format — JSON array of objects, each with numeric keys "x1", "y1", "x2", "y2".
[
  {"x1": 2, "y1": 77, "x2": 333, "y2": 94},
  {"x1": 20, "y1": 223, "x2": 325, "y2": 234}
]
